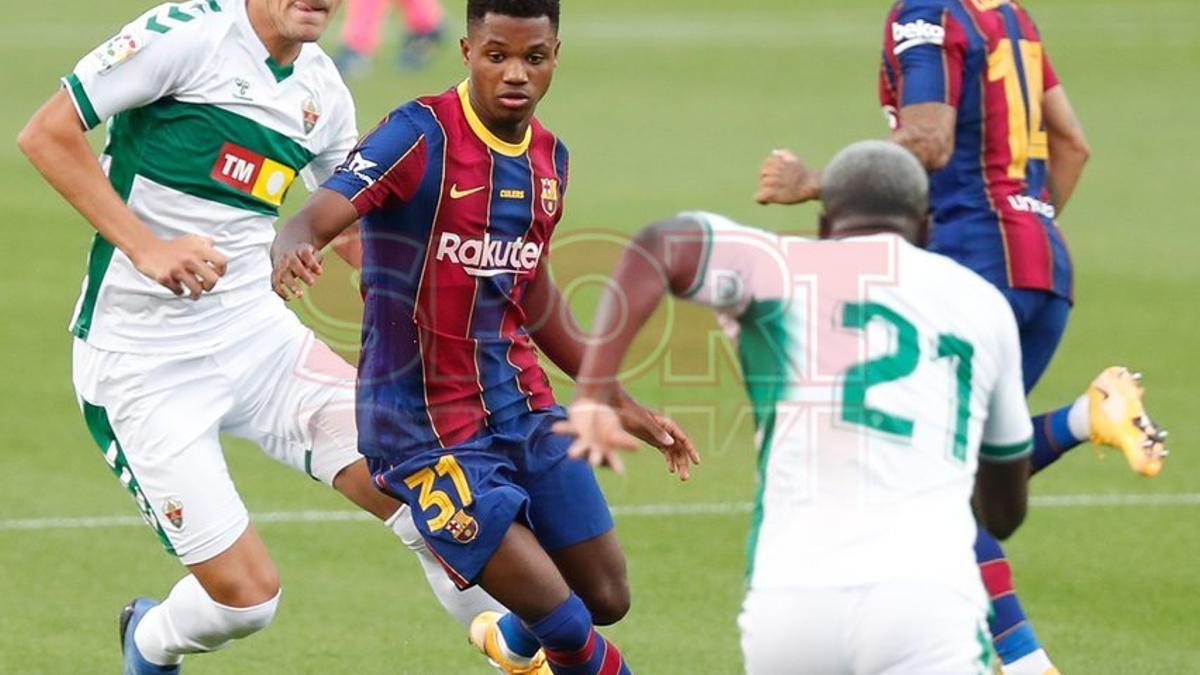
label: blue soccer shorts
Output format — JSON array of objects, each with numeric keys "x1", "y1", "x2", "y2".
[
  {"x1": 1001, "y1": 288, "x2": 1072, "y2": 393},
  {"x1": 371, "y1": 410, "x2": 614, "y2": 588}
]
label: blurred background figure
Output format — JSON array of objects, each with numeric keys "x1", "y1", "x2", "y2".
[{"x1": 334, "y1": 0, "x2": 445, "y2": 76}]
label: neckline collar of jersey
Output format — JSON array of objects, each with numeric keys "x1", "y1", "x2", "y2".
[
  {"x1": 234, "y1": 0, "x2": 298, "y2": 83},
  {"x1": 264, "y1": 56, "x2": 295, "y2": 83},
  {"x1": 457, "y1": 81, "x2": 531, "y2": 157}
]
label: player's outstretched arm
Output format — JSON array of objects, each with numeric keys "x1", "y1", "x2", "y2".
[
  {"x1": 18, "y1": 91, "x2": 226, "y2": 299},
  {"x1": 556, "y1": 216, "x2": 706, "y2": 478},
  {"x1": 574, "y1": 216, "x2": 707, "y2": 398},
  {"x1": 1043, "y1": 85, "x2": 1091, "y2": 215},
  {"x1": 270, "y1": 188, "x2": 358, "y2": 300},
  {"x1": 525, "y1": 258, "x2": 694, "y2": 473},
  {"x1": 755, "y1": 101, "x2": 954, "y2": 206}
]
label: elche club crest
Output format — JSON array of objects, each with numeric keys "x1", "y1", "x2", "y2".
[
  {"x1": 539, "y1": 177, "x2": 559, "y2": 216},
  {"x1": 302, "y1": 97, "x2": 321, "y2": 135},
  {"x1": 162, "y1": 497, "x2": 184, "y2": 529}
]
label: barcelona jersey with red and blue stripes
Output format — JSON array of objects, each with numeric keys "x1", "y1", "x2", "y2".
[
  {"x1": 879, "y1": 0, "x2": 1072, "y2": 300},
  {"x1": 322, "y1": 82, "x2": 567, "y2": 461}
]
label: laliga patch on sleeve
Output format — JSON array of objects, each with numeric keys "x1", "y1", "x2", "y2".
[{"x1": 88, "y1": 30, "x2": 144, "y2": 74}]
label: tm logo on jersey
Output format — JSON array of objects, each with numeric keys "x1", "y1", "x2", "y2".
[
  {"x1": 435, "y1": 232, "x2": 544, "y2": 278},
  {"x1": 210, "y1": 142, "x2": 296, "y2": 207},
  {"x1": 892, "y1": 20, "x2": 945, "y2": 55}
]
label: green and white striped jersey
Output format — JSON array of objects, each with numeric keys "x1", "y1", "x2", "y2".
[
  {"x1": 62, "y1": 0, "x2": 357, "y2": 353},
  {"x1": 679, "y1": 212, "x2": 1032, "y2": 596}
]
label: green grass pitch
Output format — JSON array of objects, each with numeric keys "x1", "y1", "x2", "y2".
[{"x1": 1, "y1": 0, "x2": 1198, "y2": 672}]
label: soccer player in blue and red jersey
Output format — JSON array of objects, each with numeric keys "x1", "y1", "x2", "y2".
[
  {"x1": 755, "y1": 2, "x2": 1168, "y2": 673},
  {"x1": 271, "y1": 2, "x2": 698, "y2": 674}
]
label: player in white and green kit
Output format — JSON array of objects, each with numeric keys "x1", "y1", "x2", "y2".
[
  {"x1": 18, "y1": 1, "x2": 503, "y2": 672},
  {"x1": 561, "y1": 141, "x2": 1032, "y2": 674}
]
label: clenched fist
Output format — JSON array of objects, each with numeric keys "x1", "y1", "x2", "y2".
[{"x1": 754, "y1": 149, "x2": 821, "y2": 205}]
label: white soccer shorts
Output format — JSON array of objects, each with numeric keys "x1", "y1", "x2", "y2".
[
  {"x1": 72, "y1": 308, "x2": 363, "y2": 565},
  {"x1": 739, "y1": 581, "x2": 994, "y2": 675}
]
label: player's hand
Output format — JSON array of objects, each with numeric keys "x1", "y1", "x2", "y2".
[
  {"x1": 555, "y1": 398, "x2": 641, "y2": 475},
  {"x1": 754, "y1": 149, "x2": 821, "y2": 205},
  {"x1": 660, "y1": 414, "x2": 699, "y2": 480},
  {"x1": 130, "y1": 234, "x2": 228, "y2": 300},
  {"x1": 613, "y1": 392, "x2": 700, "y2": 481},
  {"x1": 271, "y1": 240, "x2": 324, "y2": 300},
  {"x1": 555, "y1": 393, "x2": 701, "y2": 480}
]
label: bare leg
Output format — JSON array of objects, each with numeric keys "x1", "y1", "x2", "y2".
[
  {"x1": 331, "y1": 458, "x2": 399, "y2": 520},
  {"x1": 478, "y1": 522, "x2": 572, "y2": 620},
  {"x1": 477, "y1": 523, "x2": 633, "y2": 674},
  {"x1": 549, "y1": 531, "x2": 630, "y2": 626}
]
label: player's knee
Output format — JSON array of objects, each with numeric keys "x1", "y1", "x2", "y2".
[
  {"x1": 200, "y1": 561, "x2": 281, "y2": 609},
  {"x1": 254, "y1": 568, "x2": 281, "y2": 602},
  {"x1": 582, "y1": 578, "x2": 631, "y2": 626},
  {"x1": 235, "y1": 560, "x2": 281, "y2": 606},
  {"x1": 220, "y1": 589, "x2": 282, "y2": 640}
]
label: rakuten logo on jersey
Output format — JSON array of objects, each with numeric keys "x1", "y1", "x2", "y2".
[
  {"x1": 892, "y1": 19, "x2": 945, "y2": 55},
  {"x1": 435, "y1": 232, "x2": 544, "y2": 278}
]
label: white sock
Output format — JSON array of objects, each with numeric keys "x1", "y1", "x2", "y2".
[
  {"x1": 1067, "y1": 393, "x2": 1090, "y2": 442},
  {"x1": 386, "y1": 507, "x2": 504, "y2": 627},
  {"x1": 134, "y1": 574, "x2": 280, "y2": 665},
  {"x1": 1001, "y1": 648, "x2": 1055, "y2": 675}
]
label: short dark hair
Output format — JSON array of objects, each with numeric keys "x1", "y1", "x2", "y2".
[
  {"x1": 821, "y1": 140, "x2": 928, "y2": 222},
  {"x1": 467, "y1": 0, "x2": 560, "y2": 31}
]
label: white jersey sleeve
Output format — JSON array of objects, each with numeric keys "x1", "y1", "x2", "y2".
[
  {"x1": 678, "y1": 211, "x2": 789, "y2": 318},
  {"x1": 980, "y1": 302, "x2": 1034, "y2": 462},
  {"x1": 62, "y1": 3, "x2": 217, "y2": 130},
  {"x1": 301, "y1": 85, "x2": 358, "y2": 191}
]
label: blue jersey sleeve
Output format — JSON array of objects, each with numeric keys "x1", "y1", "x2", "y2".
[
  {"x1": 322, "y1": 106, "x2": 428, "y2": 216},
  {"x1": 885, "y1": 0, "x2": 967, "y2": 107}
]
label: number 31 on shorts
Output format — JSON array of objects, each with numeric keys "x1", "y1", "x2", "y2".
[{"x1": 404, "y1": 455, "x2": 475, "y2": 534}]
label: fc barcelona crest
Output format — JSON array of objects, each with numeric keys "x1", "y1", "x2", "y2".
[
  {"x1": 539, "y1": 177, "x2": 559, "y2": 217},
  {"x1": 446, "y1": 510, "x2": 479, "y2": 544},
  {"x1": 163, "y1": 497, "x2": 184, "y2": 529},
  {"x1": 302, "y1": 97, "x2": 321, "y2": 135}
]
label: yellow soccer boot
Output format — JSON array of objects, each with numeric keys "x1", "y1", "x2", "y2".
[
  {"x1": 470, "y1": 611, "x2": 551, "y2": 675},
  {"x1": 1088, "y1": 367, "x2": 1169, "y2": 477}
]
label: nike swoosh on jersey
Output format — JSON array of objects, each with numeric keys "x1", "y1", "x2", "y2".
[{"x1": 449, "y1": 184, "x2": 486, "y2": 199}]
